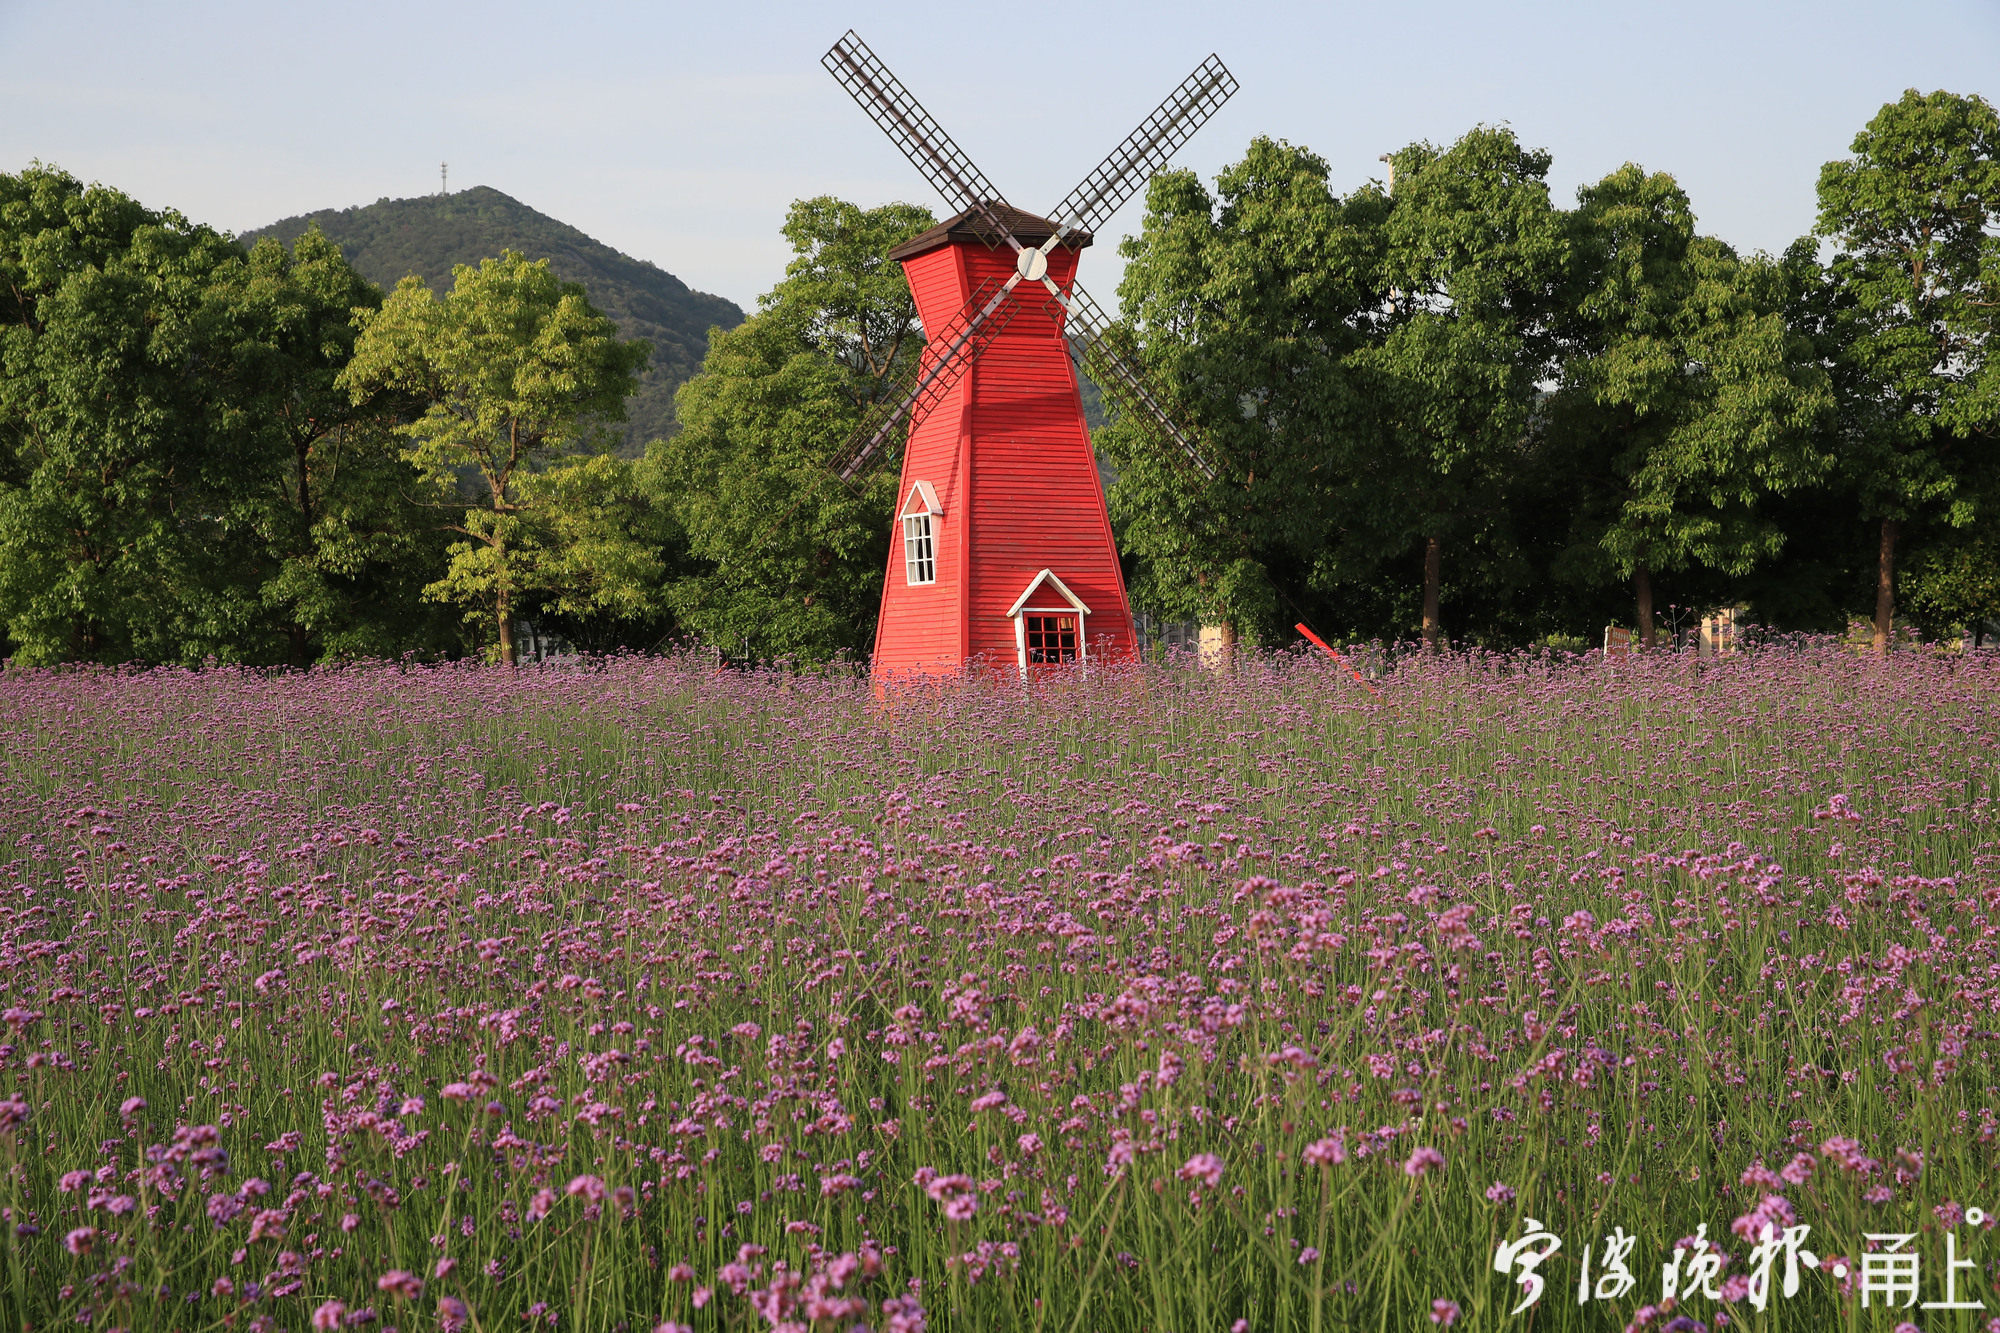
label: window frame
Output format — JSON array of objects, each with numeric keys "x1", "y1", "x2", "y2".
[
  {"x1": 902, "y1": 511, "x2": 936, "y2": 586},
  {"x1": 1006, "y1": 568, "x2": 1093, "y2": 677},
  {"x1": 898, "y1": 481, "x2": 942, "y2": 588},
  {"x1": 1024, "y1": 613, "x2": 1079, "y2": 664}
]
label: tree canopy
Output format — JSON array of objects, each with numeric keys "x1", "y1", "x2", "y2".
[
  {"x1": 211, "y1": 228, "x2": 461, "y2": 663},
  {"x1": 1361, "y1": 127, "x2": 1571, "y2": 648},
  {"x1": 0, "y1": 168, "x2": 461, "y2": 665},
  {"x1": 0, "y1": 167, "x2": 251, "y2": 663},
  {"x1": 340, "y1": 251, "x2": 651, "y2": 666},
  {"x1": 1545, "y1": 166, "x2": 1833, "y2": 644},
  {"x1": 1101, "y1": 137, "x2": 1383, "y2": 641},
  {"x1": 1105, "y1": 108, "x2": 1987, "y2": 652},
  {"x1": 1814, "y1": 88, "x2": 2000, "y2": 650}
]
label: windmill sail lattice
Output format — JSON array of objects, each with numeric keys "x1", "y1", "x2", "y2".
[
  {"x1": 829, "y1": 275, "x2": 1020, "y2": 483},
  {"x1": 1052, "y1": 55, "x2": 1239, "y2": 237},
  {"x1": 822, "y1": 33, "x2": 1014, "y2": 242},
  {"x1": 1053, "y1": 284, "x2": 1217, "y2": 482}
]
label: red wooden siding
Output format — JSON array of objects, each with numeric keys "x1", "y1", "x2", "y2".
[
  {"x1": 872, "y1": 245, "x2": 972, "y2": 676},
  {"x1": 873, "y1": 234, "x2": 1134, "y2": 680}
]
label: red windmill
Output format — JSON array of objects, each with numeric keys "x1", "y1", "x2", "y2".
[{"x1": 821, "y1": 33, "x2": 1234, "y2": 679}]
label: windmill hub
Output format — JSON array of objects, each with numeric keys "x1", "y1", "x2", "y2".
[{"x1": 1015, "y1": 248, "x2": 1049, "y2": 283}]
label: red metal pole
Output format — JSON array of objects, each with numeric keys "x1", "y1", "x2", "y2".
[{"x1": 1294, "y1": 623, "x2": 1384, "y2": 699}]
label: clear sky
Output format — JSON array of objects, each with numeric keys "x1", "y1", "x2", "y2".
[{"x1": 4, "y1": 0, "x2": 1996, "y2": 312}]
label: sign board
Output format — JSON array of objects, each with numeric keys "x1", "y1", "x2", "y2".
[{"x1": 1700, "y1": 608, "x2": 1739, "y2": 659}]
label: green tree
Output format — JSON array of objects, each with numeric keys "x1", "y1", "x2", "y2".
[
  {"x1": 1547, "y1": 166, "x2": 1832, "y2": 645},
  {"x1": 513, "y1": 451, "x2": 687, "y2": 653},
  {"x1": 339, "y1": 251, "x2": 650, "y2": 665},
  {"x1": 0, "y1": 165, "x2": 267, "y2": 664},
  {"x1": 1814, "y1": 88, "x2": 2000, "y2": 651},
  {"x1": 1901, "y1": 524, "x2": 2000, "y2": 640},
  {"x1": 208, "y1": 227, "x2": 461, "y2": 663},
  {"x1": 763, "y1": 197, "x2": 931, "y2": 383},
  {"x1": 1360, "y1": 126, "x2": 1570, "y2": 647},
  {"x1": 1104, "y1": 137, "x2": 1386, "y2": 642},
  {"x1": 654, "y1": 197, "x2": 932, "y2": 663}
]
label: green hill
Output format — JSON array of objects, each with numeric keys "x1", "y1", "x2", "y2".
[{"x1": 240, "y1": 187, "x2": 743, "y2": 452}]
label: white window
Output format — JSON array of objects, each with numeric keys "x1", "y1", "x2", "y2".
[
  {"x1": 1007, "y1": 568, "x2": 1092, "y2": 676},
  {"x1": 899, "y1": 481, "x2": 942, "y2": 587},
  {"x1": 903, "y1": 512, "x2": 936, "y2": 585}
]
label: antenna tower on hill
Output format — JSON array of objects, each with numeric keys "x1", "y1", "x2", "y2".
[{"x1": 440, "y1": 162, "x2": 448, "y2": 196}]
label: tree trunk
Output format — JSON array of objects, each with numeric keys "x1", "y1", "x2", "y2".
[
  {"x1": 1420, "y1": 535, "x2": 1443, "y2": 650},
  {"x1": 1635, "y1": 565, "x2": 1655, "y2": 650},
  {"x1": 295, "y1": 439, "x2": 314, "y2": 531},
  {"x1": 497, "y1": 582, "x2": 517, "y2": 668},
  {"x1": 1873, "y1": 518, "x2": 1899, "y2": 655}
]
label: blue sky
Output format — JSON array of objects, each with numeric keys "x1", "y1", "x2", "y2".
[{"x1": 4, "y1": 0, "x2": 1996, "y2": 311}]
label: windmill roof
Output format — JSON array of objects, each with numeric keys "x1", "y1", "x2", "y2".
[{"x1": 887, "y1": 202, "x2": 1093, "y2": 263}]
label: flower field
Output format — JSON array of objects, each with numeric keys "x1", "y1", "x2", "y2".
[{"x1": 0, "y1": 648, "x2": 1995, "y2": 1332}]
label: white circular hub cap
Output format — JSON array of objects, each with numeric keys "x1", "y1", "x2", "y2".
[{"x1": 1016, "y1": 248, "x2": 1049, "y2": 282}]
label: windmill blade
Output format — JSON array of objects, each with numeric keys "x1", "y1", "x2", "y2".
[
  {"x1": 829, "y1": 275, "x2": 1023, "y2": 483},
  {"x1": 1052, "y1": 282, "x2": 1218, "y2": 483},
  {"x1": 823, "y1": 31, "x2": 1023, "y2": 252},
  {"x1": 1051, "y1": 55, "x2": 1238, "y2": 237}
]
